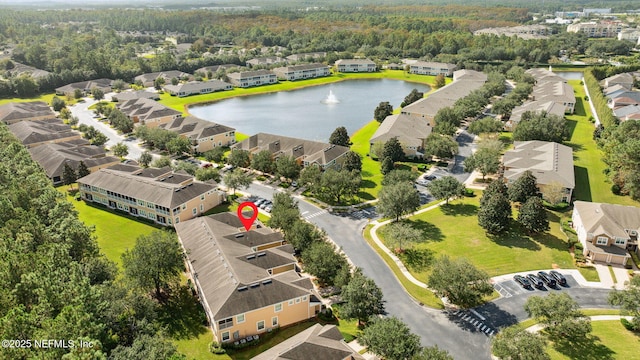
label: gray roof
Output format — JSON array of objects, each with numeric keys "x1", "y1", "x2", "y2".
[
  {"x1": 134, "y1": 70, "x2": 190, "y2": 83},
  {"x1": 55, "y1": 78, "x2": 113, "y2": 93},
  {"x1": 227, "y1": 70, "x2": 276, "y2": 79},
  {"x1": 335, "y1": 59, "x2": 375, "y2": 65},
  {"x1": 116, "y1": 98, "x2": 182, "y2": 122},
  {"x1": 410, "y1": 61, "x2": 456, "y2": 70},
  {"x1": 525, "y1": 68, "x2": 567, "y2": 84},
  {"x1": 574, "y1": 201, "x2": 640, "y2": 240},
  {"x1": 401, "y1": 77, "x2": 486, "y2": 119},
  {"x1": 8, "y1": 119, "x2": 79, "y2": 145},
  {"x1": 532, "y1": 82, "x2": 575, "y2": 104},
  {"x1": 370, "y1": 113, "x2": 432, "y2": 148},
  {"x1": 273, "y1": 63, "x2": 328, "y2": 72},
  {"x1": 8, "y1": 62, "x2": 51, "y2": 79},
  {"x1": 28, "y1": 142, "x2": 120, "y2": 180},
  {"x1": 603, "y1": 73, "x2": 634, "y2": 88},
  {"x1": 251, "y1": 324, "x2": 364, "y2": 360},
  {"x1": 175, "y1": 214, "x2": 316, "y2": 320},
  {"x1": 503, "y1": 140, "x2": 575, "y2": 189},
  {"x1": 163, "y1": 80, "x2": 232, "y2": 94},
  {"x1": 195, "y1": 64, "x2": 238, "y2": 74},
  {"x1": 509, "y1": 101, "x2": 566, "y2": 124},
  {"x1": 614, "y1": 104, "x2": 640, "y2": 118},
  {"x1": 77, "y1": 165, "x2": 217, "y2": 209},
  {"x1": 110, "y1": 90, "x2": 159, "y2": 102},
  {"x1": 286, "y1": 52, "x2": 327, "y2": 61},
  {"x1": 233, "y1": 133, "x2": 349, "y2": 166},
  {"x1": 604, "y1": 84, "x2": 628, "y2": 97},
  {"x1": 0, "y1": 101, "x2": 56, "y2": 124},
  {"x1": 246, "y1": 57, "x2": 287, "y2": 66},
  {"x1": 159, "y1": 115, "x2": 234, "y2": 142}
]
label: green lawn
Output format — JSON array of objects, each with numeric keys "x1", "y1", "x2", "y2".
[
  {"x1": 566, "y1": 80, "x2": 638, "y2": 206},
  {"x1": 174, "y1": 328, "x2": 223, "y2": 360},
  {"x1": 58, "y1": 186, "x2": 158, "y2": 267},
  {"x1": 377, "y1": 193, "x2": 575, "y2": 282},
  {"x1": 351, "y1": 120, "x2": 383, "y2": 200},
  {"x1": 547, "y1": 320, "x2": 640, "y2": 360},
  {"x1": 578, "y1": 266, "x2": 601, "y2": 282},
  {"x1": 0, "y1": 92, "x2": 57, "y2": 106}
]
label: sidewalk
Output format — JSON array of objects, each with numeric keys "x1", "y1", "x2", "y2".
[
  {"x1": 593, "y1": 263, "x2": 631, "y2": 290},
  {"x1": 347, "y1": 339, "x2": 378, "y2": 360}
]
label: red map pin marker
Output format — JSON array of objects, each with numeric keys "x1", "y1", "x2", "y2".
[{"x1": 237, "y1": 202, "x2": 258, "y2": 231}]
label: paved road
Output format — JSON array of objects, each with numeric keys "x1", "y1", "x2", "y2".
[{"x1": 69, "y1": 97, "x2": 148, "y2": 160}]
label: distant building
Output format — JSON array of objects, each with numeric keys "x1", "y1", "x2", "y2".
[
  {"x1": 334, "y1": 59, "x2": 376, "y2": 73},
  {"x1": 163, "y1": 80, "x2": 232, "y2": 97},
  {"x1": 602, "y1": 73, "x2": 635, "y2": 90},
  {"x1": 134, "y1": 71, "x2": 191, "y2": 87},
  {"x1": 272, "y1": 63, "x2": 330, "y2": 81},
  {"x1": 78, "y1": 164, "x2": 225, "y2": 226},
  {"x1": 618, "y1": 28, "x2": 640, "y2": 44},
  {"x1": 233, "y1": 133, "x2": 350, "y2": 170},
  {"x1": 285, "y1": 52, "x2": 327, "y2": 62},
  {"x1": 110, "y1": 90, "x2": 159, "y2": 102},
  {"x1": 245, "y1": 56, "x2": 287, "y2": 68},
  {"x1": 0, "y1": 101, "x2": 56, "y2": 125},
  {"x1": 503, "y1": 141, "x2": 575, "y2": 203},
  {"x1": 8, "y1": 118, "x2": 82, "y2": 148},
  {"x1": 409, "y1": 61, "x2": 456, "y2": 77},
  {"x1": 567, "y1": 21, "x2": 626, "y2": 38},
  {"x1": 195, "y1": 64, "x2": 238, "y2": 76},
  {"x1": 116, "y1": 98, "x2": 182, "y2": 128},
  {"x1": 55, "y1": 78, "x2": 114, "y2": 97},
  {"x1": 159, "y1": 116, "x2": 236, "y2": 153},
  {"x1": 474, "y1": 25, "x2": 551, "y2": 39},
  {"x1": 175, "y1": 212, "x2": 322, "y2": 345},
  {"x1": 227, "y1": 70, "x2": 277, "y2": 88}
]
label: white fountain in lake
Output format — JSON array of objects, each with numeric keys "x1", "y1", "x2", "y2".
[{"x1": 322, "y1": 90, "x2": 340, "y2": 104}]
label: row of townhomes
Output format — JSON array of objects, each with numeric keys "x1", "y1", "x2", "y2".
[
  {"x1": 115, "y1": 98, "x2": 236, "y2": 153},
  {"x1": 334, "y1": 59, "x2": 377, "y2": 73},
  {"x1": 369, "y1": 69, "x2": 488, "y2": 158},
  {"x1": 602, "y1": 72, "x2": 640, "y2": 122},
  {"x1": 175, "y1": 213, "x2": 324, "y2": 345},
  {"x1": 505, "y1": 68, "x2": 576, "y2": 130},
  {"x1": 0, "y1": 101, "x2": 120, "y2": 184},
  {"x1": 272, "y1": 63, "x2": 330, "y2": 81},
  {"x1": 408, "y1": 61, "x2": 457, "y2": 77},
  {"x1": 55, "y1": 78, "x2": 114, "y2": 97},
  {"x1": 233, "y1": 133, "x2": 350, "y2": 170},
  {"x1": 78, "y1": 164, "x2": 226, "y2": 226}
]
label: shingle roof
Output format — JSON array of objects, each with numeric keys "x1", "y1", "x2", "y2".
[
  {"x1": 163, "y1": 80, "x2": 232, "y2": 94},
  {"x1": 227, "y1": 70, "x2": 276, "y2": 79},
  {"x1": 251, "y1": 324, "x2": 364, "y2": 360},
  {"x1": 503, "y1": 140, "x2": 575, "y2": 189},
  {"x1": 116, "y1": 98, "x2": 182, "y2": 122},
  {"x1": 175, "y1": 214, "x2": 316, "y2": 320},
  {"x1": 111, "y1": 90, "x2": 159, "y2": 102},
  {"x1": 77, "y1": 165, "x2": 217, "y2": 208},
  {"x1": 8, "y1": 119, "x2": 79, "y2": 145},
  {"x1": 273, "y1": 63, "x2": 328, "y2": 72},
  {"x1": 158, "y1": 115, "x2": 234, "y2": 142},
  {"x1": 509, "y1": 101, "x2": 566, "y2": 124},
  {"x1": 574, "y1": 201, "x2": 640, "y2": 240},
  {"x1": 0, "y1": 101, "x2": 56, "y2": 124},
  {"x1": 532, "y1": 82, "x2": 575, "y2": 103},
  {"x1": 370, "y1": 113, "x2": 432, "y2": 148},
  {"x1": 134, "y1": 70, "x2": 190, "y2": 83},
  {"x1": 28, "y1": 142, "x2": 120, "y2": 179},
  {"x1": 55, "y1": 78, "x2": 114, "y2": 93},
  {"x1": 401, "y1": 77, "x2": 486, "y2": 119}
]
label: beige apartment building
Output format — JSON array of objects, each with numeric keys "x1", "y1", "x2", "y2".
[
  {"x1": 116, "y1": 98, "x2": 183, "y2": 128},
  {"x1": 78, "y1": 164, "x2": 225, "y2": 226},
  {"x1": 159, "y1": 116, "x2": 236, "y2": 153}
]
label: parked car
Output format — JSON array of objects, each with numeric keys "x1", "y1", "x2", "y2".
[
  {"x1": 416, "y1": 179, "x2": 430, "y2": 186},
  {"x1": 254, "y1": 198, "x2": 266, "y2": 206},
  {"x1": 291, "y1": 181, "x2": 298, "y2": 188},
  {"x1": 260, "y1": 201, "x2": 272, "y2": 209},
  {"x1": 527, "y1": 274, "x2": 544, "y2": 289},
  {"x1": 513, "y1": 275, "x2": 531, "y2": 289},
  {"x1": 424, "y1": 175, "x2": 437, "y2": 181},
  {"x1": 550, "y1": 270, "x2": 567, "y2": 286},
  {"x1": 264, "y1": 205, "x2": 272, "y2": 213},
  {"x1": 537, "y1": 271, "x2": 557, "y2": 287}
]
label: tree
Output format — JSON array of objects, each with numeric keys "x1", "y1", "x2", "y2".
[
  {"x1": 109, "y1": 334, "x2": 180, "y2": 360},
  {"x1": 204, "y1": 147, "x2": 225, "y2": 163},
  {"x1": 401, "y1": 88, "x2": 423, "y2": 107},
  {"x1": 77, "y1": 161, "x2": 90, "y2": 179},
  {"x1": 251, "y1": 150, "x2": 275, "y2": 173},
  {"x1": 382, "y1": 169, "x2": 417, "y2": 186},
  {"x1": 609, "y1": 276, "x2": 640, "y2": 330},
  {"x1": 541, "y1": 181, "x2": 565, "y2": 206},
  {"x1": 464, "y1": 148, "x2": 501, "y2": 181},
  {"x1": 377, "y1": 182, "x2": 420, "y2": 221},
  {"x1": 370, "y1": 141, "x2": 385, "y2": 160},
  {"x1": 91, "y1": 132, "x2": 108, "y2": 146},
  {"x1": 195, "y1": 167, "x2": 220, "y2": 182},
  {"x1": 112, "y1": 79, "x2": 127, "y2": 92},
  {"x1": 151, "y1": 156, "x2": 172, "y2": 168},
  {"x1": 507, "y1": 170, "x2": 540, "y2": 203},
  {"x1": 286, "y1": 219, "x2": 324, "y2": 252},
  {"x1": 299, "y1": 165, "x2": 322, "y2": 192},
  {"x1": 513, "y1": 112, "x2": 569, "y2": 143},
  {"x1": 301, "y1": 241, "x2": 349, "y2": 286},
  {"x1": 51, "y1": 96, "x2": 66, "y2": 112},
  {"x1": 138, "y1": 151, "x2": 153, "y2": 168},
  {"x1": 518, "y1": 197, "x2": 549, "y2": 234},
  {"x1": 524, "y1": 293, "x2": 591, "y2": 341},
  {"x1": 381, "y1": 156, "x2": 394, "y2": 175},
  {"x1": 382, "y1": 137, "x2": 404, "y2": 162},
  {"x1": 427, "y1": 255, "x2": 493, "y2": 308},
  {"x1": 269, "y1": 192, "x2": 300, "y2": 234},
  {"x1": 384, "y1": 221, "x2": 422, "y2": 251},
  {"x1": 341, "y1": 150, "x2": 362, "y2": 172},
  {"x1": 92, "y1": 88, "x2": 104, "y2": 101},
  {"x1": 468, "y1": 117, "x2": 504, "y2": 135},
  {"x1": 275, "y1": 155, "x2": 301, "y2": 180},
  {"x1": 426, "y1": 176, "x2": 465, "y2": 205},
  {"x1": 374, "y1": 101, "x2": 393, "y2": 122},
  {"x1": 74, "y1": 88, "x2": 84, "y2": 99},
  {"x1": 318, "y1": 169, "x2": 361, "y2": 204},
  {"x1": 340, "y1": 269, "x2": 384, "y2": 326},
  {"x1": 424, "y1": 134, "x2": 458, "y2": 160},
  {"x1": 166, "y1": 137, "x2": 191, "y2": 156},
  {"x1": 227, "y1": 149, "x2": 250, "y2": 168},
  {"x1": 63, "y1": 162, "x2": 78, "y2": 188},
  {"x1": 359, "y1": 317, "x2": 421, "y2": 360},
  {"x1": 13, "y1": 74, "x2": 38, "y2": 97},
  {"x1": 414, "y1": 346, "x2": 454, "y2": 360},
  {"x1": 491, "y1": 327, "x2": 550, "y2": 360},
  {"x1": 434, "y1": 107, "x2": 461, "y2": 135},
  {"x1": 121, "y1": 230, "x2": 184, "y2": 300},
  {"x1": 223, "y1": 168, "x2": 252, "y2": 195},
  {"x1": 329, "y1": 126, "x2": 351, "y2": 147},
  {"x1": 111, "y1": 142, "x2": 129, "y2": 158},
  {"x1": 478, "y1": 192, "x2": 511, "y2": 234},
  {"x1": 480, "y1": 177, "x2": 508, "y2": 207},
  {"x1": 434, "y1": 74, "x2": 446, "y2": 89}
]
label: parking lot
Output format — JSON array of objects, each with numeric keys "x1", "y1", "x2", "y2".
[{"x1": 493, "y1": 273, "x2": 579, "y2": 298}]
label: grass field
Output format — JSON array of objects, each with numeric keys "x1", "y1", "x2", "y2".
[
  {"x1": 547, "y1": 320, "x2": 640, "y2": 360},
  {"x1": 0, "y1": 92, "x2": 57, "y2": 106},
  {"x1": 58, "y1": 186, "x2": 158, "y2": 267},
  {"x1": 566, "y1": 80, "x2": 637, "y2": 206},
  {"x1": 350, "y1": 120, "x2": 383, "y2": 199},
  {"x1": 377, "y1": 193, "x2": 575, "y2": 282}
]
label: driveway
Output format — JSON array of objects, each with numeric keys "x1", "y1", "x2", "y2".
[{"x1": 69, "y1": 97, "x2": 148, "y2": 160}]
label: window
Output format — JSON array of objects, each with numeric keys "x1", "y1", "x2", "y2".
[
  {"x1": 288, "y1": 300, "x2": 294, "y2": 306},
  {"x1": 257, "y1": 320, "x2": 265, "y2": 331},
  {"x1": 272, "y1": 317, "x2": 278, "y2": 327},
  {"x1": 222, "y1": 332, "x2": 230, "y2": 342},
  {"x1": 200, "y1": 194, "x2": 205, "y2": 200},
  {"x1": 596, "y1": 237, "x2": 608, "y2": 245},
  {"x1": 274, "y1": 303, "x2": 282, "y2": 312},
  {"x1": 200, "y1": 204, "x2": 204, "y2": 212},
  {"x1": 175, "y1": 217, "x2": 179, "y2": 224},
  {"x1": 630, "y1": 230, "x2": 638, "y2": 236},
  {"x1": 302, "y1": 296, "x2": 307, "y2": 301},
  {"x1": 192, "y1": 208, "x2": 197, "y2": 215},
  {"x1": 218, "y1": 318, "x2": 233, "y2": 330},
  {"x1": 236, "y1": 314, "x2": 245, "y2": 323},
  {"x1": 615, "y1": 238, "x2": 626, "y2": 245},
  {"x1": 295, "y1": 298, "x2": 301, "y2": 304}
]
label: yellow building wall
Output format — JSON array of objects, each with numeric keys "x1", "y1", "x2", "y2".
[
  {"x1": 194, "y1": 132, "x2": 236, "y2": 153},
  {"x1": 174, "y1": 191, "x2": 225, "y2": 223},
  {"x1": 270, "y1": 264, "x2": 295, "y2": 275}
]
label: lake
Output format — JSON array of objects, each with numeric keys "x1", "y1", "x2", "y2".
[{"x1": 188, "y1": 79, "x2": 431, "y2": 142}]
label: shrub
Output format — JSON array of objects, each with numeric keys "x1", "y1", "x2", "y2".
[
  {"x1": 279, "y1": 182, "x2": 290, "y2": 188},
  {"x1": 317, "y1": 307, "x2": 335, "y2": 322},
  {"x1": 256, "y1": 175, "x2": 267, "y2": 181},
  {"x1": 209, "y1": 342, "x2": 226, "y2": 354},
  {"x1": 621, "y1": 318, "x2": 637, "y2": 331},
  {"x1": 464, "y1": 188, "x2": 475, "y2": 197},
  {"x1": 612, "y1": 184, "x2": 622, "y2": 195}
]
